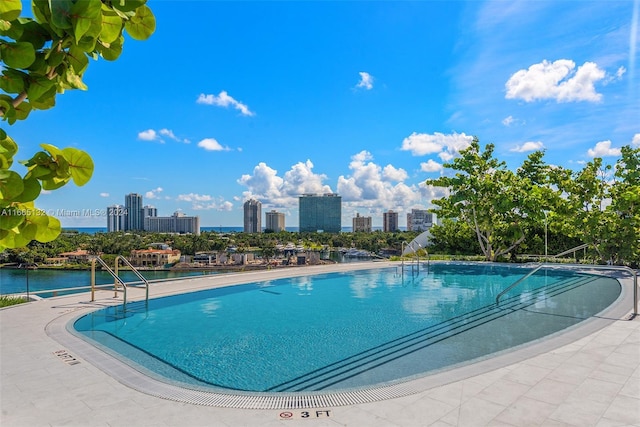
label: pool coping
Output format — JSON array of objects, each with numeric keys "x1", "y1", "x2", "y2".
[{"x1": 44, "y1": 261, "x2": 636, "y2": 410}]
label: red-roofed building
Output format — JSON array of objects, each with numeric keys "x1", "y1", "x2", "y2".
[{"x1": 129, "y1": 248, "x2": 181, "y2": 267}]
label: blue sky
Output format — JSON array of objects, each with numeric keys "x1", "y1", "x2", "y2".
[{"x1": 8, "y1": 0, "x2": 640, "y2": 228}]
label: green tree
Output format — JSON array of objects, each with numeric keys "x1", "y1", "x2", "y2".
[
  {"x1": 552, "y1": 158, "x2": 612, "y2": 263},
  {"x1": 427, "y1": 138, "x2": 550, "y2": 261},
  {"x1": 606, "y1": 146, "x2": 640, "y2": 265},
  {"x1": 0, "y1": 0, "x2": 155, "y2": 251},
  {"x1": 428, "y1": 218, "x2": 479, "y2": 255}
]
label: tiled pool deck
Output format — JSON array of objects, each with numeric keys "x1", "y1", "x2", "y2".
[{"x1": 1, "y1": 262, "x2": 639, "y2": 426}]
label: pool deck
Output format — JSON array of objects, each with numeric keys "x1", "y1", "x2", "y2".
[{"x1": 1, "y1": 262, "x2": 639, "y2": 426}]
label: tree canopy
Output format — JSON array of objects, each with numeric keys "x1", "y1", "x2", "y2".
[
  {"x1": 0, "y1": 0, "x2": 155, "y2": 251},
  {"x1": 427, "y1": 137, "x2": 640, "y2": 266}
]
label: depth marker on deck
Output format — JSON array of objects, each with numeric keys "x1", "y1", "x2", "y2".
[{"x1": 53, "y1": 349, "x2": 81, "y2": 365}]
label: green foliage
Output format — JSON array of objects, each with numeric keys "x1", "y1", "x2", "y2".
[
  {"x1": 0, "y1": 295, "x2": 27, "y2": 307},
  {"x1": 428, "y1": 218, "x2": 479, "y2": 255},
  {"x1": 426, "y1": 138, "x2": 551, "y2": 261},
  {"x1": 0, "y1": 0, "x2": 155, "y2": 252},
  {"x1": 427, "y1": 136, "x2": 640, "y2": 266}
]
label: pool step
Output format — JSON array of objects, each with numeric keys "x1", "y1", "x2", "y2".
[{"x1": 268, "y1": 275, "x2": 598, "y2": 392}]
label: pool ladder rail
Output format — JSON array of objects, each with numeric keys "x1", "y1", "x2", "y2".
[
  {"x1": 495, "y1": 244, "x2": 638, "y2": 316},
  {"x1": 397, "y1": 241, "x2": 430, "y2": 282},
  {"x1": 90, "y1": 256, "x2": 149, "y2": 307}
]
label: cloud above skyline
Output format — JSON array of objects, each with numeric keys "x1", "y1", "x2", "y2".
[
  {"x1": 145, "y1": 187, "x2": 164, "y2": 200},
  {"x1": 237, "y1": 160, "x2": 332, "y2": 207}
]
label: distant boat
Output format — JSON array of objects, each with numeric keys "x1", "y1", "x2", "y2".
[
  {"x1": 342, "y1": 248, "x2": 371, "y2": 258},
  {"x1": 18, "y1": 263, "x2": 38, "y2": 270}
]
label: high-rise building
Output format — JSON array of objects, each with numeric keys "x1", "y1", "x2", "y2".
[
  {"x1": 142, "y1": 205, "x2": 157, "y2": 219},
  {"x1": 407, "y1": 209, "x2": 434, "y2": 231},
  {"x1": 243, "y1": 199, "x2": 262, "y2": 233},
  {"x1": 265, "y1": 210, "x2": 285, "y2": 232},
  {"x1": 299, "y1": 193, "x2": 341, "y2": 233},
  {"x1": 145, "y1": 211, "x2": 200, "y2": 235},
  {"x1": 108, "y1": 194, "x2": 200, "y2": 235},
  {"x1": 125, "y1": 193, "x2": 143, "y2": 231},
  {"x1": 383, "y1": 210, "x2": 399, "y2": 232},
  {"x1": 107, "y1": 205, "x2": 126, "y2": 232},
  {"x1": 352, "y1": 213, "x2": 372, "y2": 232}
]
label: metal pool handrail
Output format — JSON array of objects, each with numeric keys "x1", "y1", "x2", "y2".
[
  {"x1": 115, "y1": 255, "x2": 149, "y2": 302},
  {"x1": 91, "y1": 257, "x2": 128, "y2": 306},
  {"x1": 496, "y1": 262, "x2": 638, "y2": 316},
  {"x1": 495, "y1": 263, "x2": 543, "y2": 305}
]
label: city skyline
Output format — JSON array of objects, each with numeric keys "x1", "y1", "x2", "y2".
[{"x1": 10, "y1": 1, "x2": 639, "y2": 228}]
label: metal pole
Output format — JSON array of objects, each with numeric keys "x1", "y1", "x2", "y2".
[
  {"x1": 114, "y1": 257, "x2": 119, "y2": 298},
  {"x1": 634, "y1": 270, "x2": 638, "y2": 317},
  {"x1": 91, "y1": 258, "x2": 96, "y2": 302},
  {"x1": 544, "y1": 210, "x2": 548, "y2": 262},
  {"x1": 26, "y1": 266, "x2": 29, "y2": 301}
]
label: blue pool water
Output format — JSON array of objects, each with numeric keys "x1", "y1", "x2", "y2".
[{"x1": 73, "y1": 263, "x2": 621, "y2": 392}]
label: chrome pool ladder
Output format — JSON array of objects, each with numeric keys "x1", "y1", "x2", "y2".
[{"x1": 90, "y1": 256, "x2": 149, "y2": 307}]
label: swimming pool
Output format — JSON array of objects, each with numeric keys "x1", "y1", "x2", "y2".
[{"x1": 73, "y1": 263, "x2": 621, "y2": 394}]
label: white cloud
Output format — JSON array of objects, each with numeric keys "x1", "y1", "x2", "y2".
[
  {"x1": 420, "y1": 159, "x2": 443, "y2": 173},
  {"x1": 603, "y1": 66, "x2": 627, "y2": 85},
  {"x1": 400, "y1": 132, "x2": 474, "y2": 161},
  {"x1": 138, "y1": 129, "x2": 162, "y2": 142},
  {"x1": 138, "y1": 128, "x2": 189, "y2": 144},
  {"x1": 382, "y1": 164, "x2": 408, "y2": 182},
  {"x1": 196, "y1": 91, "x2": 255, "y2": 116},
  {"x1": 632, "y1": 133, "x2": 640, "y2": 147},
  {"x1": 505, "y1": 59, "x2": 606, "y2": 103},
  {"x1": 336, "y1": 151, "x2": 424, "y2": 211},
  {"x1": 587, "y1": 140, "x2": 621, "y2": 157},
  {"x1": 99, "y1": 192, "x2": 109, "y2": 198},
  {"x1": 510, "y1": 141, "x2": 545, "y2": 152},
  {"x1": 501, "y1": 115, "x2": 525, "y2": 127},
  {"x1": 219, "y1": 201, "x2": 233, "y2": 211},
  {"x1": 159, "y1": 128, "x2": 189, "y2": 144},
  {"x1": 237, "y1": 160, "x2": 331, "y2": 206},
  {"x1": 178, "y1": 194, "x2": 233, "y2": 211},
  {"x1": 159, "y1": 129, "x2": 177, "y2": 139},
  {"x1": 145, "y1": 187, "x2": 163, "y2": 199},
  {"x1": 197, "y1": 138, "x2": 230, "y2": 151},
  {"x1": 177, "y1": 193, "x2": 214, "y2": 202},
  {"x1": 281, "y1": 160, "x2": 332, "y2": 196},
  {"x1": 176, "y1": 193, "x2": 233, "y2": 211},
  {"x1": 355, "y1": 71, "x2": 374, "y2": 90},
  {"x1": 502, "y1": 115, "x2": 515, "y2": 126}
]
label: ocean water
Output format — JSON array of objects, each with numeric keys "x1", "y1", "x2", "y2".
[{"x1": 62, "y1": 226, "x2": 398, "y2": 234}]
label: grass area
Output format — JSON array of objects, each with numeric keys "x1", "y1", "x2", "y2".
[{"x1": 0, "y1": 296, "x2": 27, "y2": 308}]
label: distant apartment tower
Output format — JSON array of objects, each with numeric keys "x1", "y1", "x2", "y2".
[
  {"x1": 299, "y1": 193, "x2": 342, "y2": 233},
  {"x1": 383, "y1": 210, "x2": 399, "y2": 232},
  {"x1": 407, "y1": 209, "x2": 434, "y2": 232},
  {"x1": 144, "y1": 211, "x2": 201, "y2": 235},
  {"x1": 125, "y1": 193, "x2": 143, "y2": 231},
  {"x1": 142, "y1": 205, "x2": 157, "y2": 219},
  {"x1": 243, "y1": 199, "x2": 262, "y2": 233},
  {"x1": 265, "y1": 210, "x2": 285, "y2": 232},
  {"x1": 107, "y1": 205, "x2": 126, "y2": 232},
  {"x1": 352, "y1": 213, "x2": 372, "y2": 232}
]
